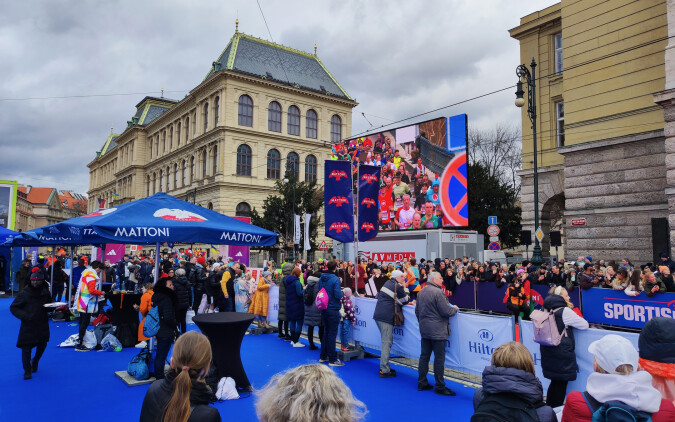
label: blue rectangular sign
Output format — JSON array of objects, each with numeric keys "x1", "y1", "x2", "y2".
[
  {"x1": 582, "y1": 287, "x2": 675, "y2": 329},
  {"x1": 488, "y1": 216, "x2": 497, "y2": 225},
  {"x1": 324, "y1": 160, "x2": 354, "y2": 243}
]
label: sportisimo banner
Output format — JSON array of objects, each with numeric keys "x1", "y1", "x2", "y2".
[
  {"x1": 581, "y1": 287, "x2": 675, "y2": 329},
  {"x1": 358, "y1": 165, "x2": 380, "y2": 242},
  {"x1": 324, "y1": 160, "x2": 354, "y2": 243}
]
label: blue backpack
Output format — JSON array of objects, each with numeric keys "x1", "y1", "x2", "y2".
[
  {"x1": 143, "y1": 306, "x2": 160, "y2": 338},
  {"x1": 127, "y1": 349, "x2": 152, "y2": 380},
  {"x1": 583, "y1": 392, "x2": 652, "y2": 422}
]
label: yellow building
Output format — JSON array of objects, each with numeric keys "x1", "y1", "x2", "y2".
[
  {"x1": 88, "y1": 28, "x2": 356, "y2": 262},
  {"x1": 510, "y1": 0, "x2": 671, "y2": 263}
]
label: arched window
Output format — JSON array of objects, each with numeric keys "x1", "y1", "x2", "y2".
[
  {"x1": 236, "y1": 202, "x2": 251, "y2": 217},
  {"x1": 190, "y1": 156, "x2": 195, "y2": 183},
  {"x1": 150, "y1": 139, "x2": 153, "y2": 158},
  {"x1": 287, "y1": 152, "x2": 299, "y2": 178},
  {"x1": 202, "y1": 149, "x2": 208, "y2": 178},
  {"x1": 154, "y1": 137, "x2": 159, "y2": 157},
  {"x1": 203, "y1": 102, "x2": 209, "y2": 133},
  {"x1": 268, "y1": 101, "x2": 281, "y2": 132},
  {"x1": 305, "y1": 154, "x2": 317, "y2": 183},
  {"x1": 330, "y1": 114, "x2": 342, "y2": 143},
  {"x1": 162, "y1": 131, "x2": 166, "y2": 154},
  {"x1": 152, "y1": 172, "x2": 157, "y2": 194},
  {"x1": 306, "y1": 109, "x2": 318, "y2": 139},
  {"x1": 182, "y1": 160, "x2": 186, "y2": 186},
  {"x1": 168, "y1": 126, "x2": 173, "y2": 149},
  {"x1": 238, "y1": 95, "x2": 253, "y2": 126},
  {"x1": 177, "y1": 122, "x2": 181, "y2": 145},
  {"x1": 214, "y1": 96, "x2": 220, "y2": 125},
  {"x1": 212, "y1": 145, "x2": 218, "y2": 175},
  {"x1": 237, "y1": 144, "x2": 252, "y2": 176},
  {"x1": 185, "y1": 117, "x2": 190, "y2": 141},
  {"x1": 166, "y1": 166, "x2": 171, "y2": 190},
  {"x1": 173, "y1": 164, "x2": 178, "y2": 189},
  {"x1": 267, "y1": 149, "x2": 281, "y2": 179},
  {"x1": 287, "y1": 105, "x2": 300, "y2": 135},
  {"x1": 193, "y1": 112, "x2": 197, "y2": 134},
  {"x1": 207, "y1": 202, "x2": 214, "y2": 210},
  {"x1": 159, "y1": 169, "x2": 163, "y2": 192},
  {"x1": 146, "y1": 175, "x2": 150, "y2": 197}
]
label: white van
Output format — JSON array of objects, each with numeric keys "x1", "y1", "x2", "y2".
[{"x1": 483, "y1": 250, "x2": 507, "y2": 264}]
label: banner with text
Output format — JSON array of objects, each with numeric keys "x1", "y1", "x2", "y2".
[
  {"x1": 581, "y1": 287, "x2": 675, "y2": 329},
  {"x1": 267, "y1": 284, "x2": 279, "y2": 323},
  {"x1": 324, "y1": 160, "x2": 354, "y2": 243},
  {"x1": 358, "y1": 165, "x2": 381, "y2": 241},
  {"x1": 104, "y1": 244, "x2": 126, "y2": 263}
]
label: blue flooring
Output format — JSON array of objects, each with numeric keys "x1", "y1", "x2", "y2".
[{"x1": 0, "y1": 298, "x2": 477, "y2": 421}]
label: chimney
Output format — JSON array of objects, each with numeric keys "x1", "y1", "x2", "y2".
[{"x1": 26, "y1": 185, "x2": 32, "y2": 194}]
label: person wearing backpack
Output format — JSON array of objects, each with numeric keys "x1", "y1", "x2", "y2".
[
  {"x1": 317, "y1": 260, "x2": 345, "y2": 367},
  {"x1": 152, "y1": 274, "x2": 178, "y2": 380},
  {"x1": 303, "y1": 271, "x2": 323, "y2": 350},
  {"x1": 538, "y1": 286, "x2": 589, "y2": 407},
  {"x1": 472, "y1": 341, "x2": 556, "y2": 422},
  {"x1": 140, "y1": 331, "x2": 221, "y2": 422},
  {"x1": 561, "y1": 334, "x2": 675, "y2": 421}
]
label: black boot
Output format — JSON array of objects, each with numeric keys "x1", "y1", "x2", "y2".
[{"x1": 21, "y1": 348, "x2": 32, "y2": 380}]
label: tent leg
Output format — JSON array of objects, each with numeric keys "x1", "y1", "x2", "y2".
[
  {"x1": 68, "y1": 247, "x2": 74, "y2": 308},
  {"x1": 50, "y1": 249, "x2": 54, "y2": 297},
  {"x1": 153, "y1": 242, "x2": 160, "y2": 285},
  {"x1": 9, "y1": 247, "x2": 14, "y2": 297}
]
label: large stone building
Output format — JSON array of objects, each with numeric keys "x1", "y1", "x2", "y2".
[
  {"x1": 87, "y1": 28, "x2": 356, "y2": 260},
  {"x1": 510, "y1": 0, "x2": 673, "y2": 263},
  {"x1": 15, "y1": 186, "x2": 88, "y2": 231}
]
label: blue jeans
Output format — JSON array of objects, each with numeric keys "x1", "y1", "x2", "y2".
[
  {"x1": 289, "y1": 319, "x2": 302, "y2": 334},
  {"x1": 340, "y1": 319, "x2": 352, "y2": 346},
  {"x1": 320, "y1": 309, "x2": 340, "y2": 363},
  {"x1": 418, "y1": 338, "x2": 446, "y2": 389}
]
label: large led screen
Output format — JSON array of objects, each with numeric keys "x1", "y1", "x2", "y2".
[{"x1": 333, "y1": 114, "x2": 468, "y2": 231}]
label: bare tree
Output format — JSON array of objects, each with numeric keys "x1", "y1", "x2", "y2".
[{"x1": 468, "y1": 123, "x2": 522, "y2": 196}]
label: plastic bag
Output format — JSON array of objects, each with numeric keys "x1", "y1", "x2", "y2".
[
  {"x1": 101, "y1": 332, "x2": 123, "y2": 351},
  {"x1": 59, "y1": 334, "x2": 79, "y2": 347},
  {"x1": 83, "y1": 330, "x2": 97, "y2": 349},
  {"x1": 186, "y1": 309, "x2": 195, "y2": 324},
  {"x1": 198, "y1": 294, "x2": 208, "y2": 314},
  {"x1": 216, "y1": 377, "x2": 239, "y2": 400}
]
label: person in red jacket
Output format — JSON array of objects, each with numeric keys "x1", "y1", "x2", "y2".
[{"x1": 561, "y1": 334, "x2": 675, "y2": 422}]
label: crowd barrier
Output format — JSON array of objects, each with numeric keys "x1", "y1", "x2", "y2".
[{"x1": 581, "y1": 288, "x2": 675, "y2": 329}]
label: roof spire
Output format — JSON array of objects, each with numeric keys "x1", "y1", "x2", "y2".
[
  {"x1": 314, "y1": 43, "x2": 318, "y2": 56},
  {"x1": 161, "y1": 88, "x2": 164, "y2": 98},
  {"x1": 235, "y1": 18, "x2": 239, "y2": 33},
  {"x1": 110, "y1": 126, "x2": 114, "y2": 135}
]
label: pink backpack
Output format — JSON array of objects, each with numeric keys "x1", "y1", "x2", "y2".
[
  {"x1": 315, "y1": 287, "x2": 329, "y2": 310},
  {"x1": 530, "y1": 307, "x2": 567, "y2": 346}
]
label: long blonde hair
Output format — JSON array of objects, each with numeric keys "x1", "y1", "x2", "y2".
[
  {"x1": 163, "y1": 332, "x2": 212, "y2": 422},
  {"x1": 491, "y1": 341, "x2": 535, "y2": 375},
  {"x1": 550, "y1": 285, "x2": 574, "y2": 309},
  {"x1": 255, "y1": 364, "x2": 367, "y2": 422}
]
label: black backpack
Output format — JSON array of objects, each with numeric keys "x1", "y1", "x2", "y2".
[
  {"x1": 471, "y1": 393, "x2": 540, "y2": 422},
  {"x1": 304, "y1": 283, "x2": 316, "y2": 306}
]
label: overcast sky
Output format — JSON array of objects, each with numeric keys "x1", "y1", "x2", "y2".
[{"x1": 0, "y1": 0, "x2": 557, "y2": 195}]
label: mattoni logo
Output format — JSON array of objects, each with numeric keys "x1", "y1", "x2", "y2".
[
  {"x1": 82, "y1": 208, "x2": 117, "y2": 218},
  {"x1": 360, "y1": 173, "x2": 378, "y2": 184},
  {"x1": 328, "y1": 196, "x2": 349, "y2": 207},
  {"x1": 361, "y1": 222, "x2": 375, "y2": 233},
  {"x1": 328, "y1": 222, "x2": 350, "y2": 233},
  {"x1": 153, "y1": 208, "x2": 207, "y2": 222},
  {"x1": 328, "y1": 170, "x2": 348, "y2": 181},
  {"x1": 361, "y1": 198, "x2": 376, "y2": 208},
  {"x1": 477, "y1": 329, "x2": 494, "y2": 342}
]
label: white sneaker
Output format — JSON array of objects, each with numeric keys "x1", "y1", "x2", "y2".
[
  {"x1": 135, "y1": 341, "x2": 147, "y2": 349},
  {"x1": 292, "y1": 342, "x2": 306, "y2": 348}
]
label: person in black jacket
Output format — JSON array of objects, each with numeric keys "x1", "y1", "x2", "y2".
[
  {"x1": 51, "y1": 260, "x2": 68, "y2": 302},
  {"x1": 173, "y1": 268, "x2": 192, "y2": 334},
  {"x1": 140, "y1": 331, "x2": 221, "y2": 422},
  {"x1": 10, "y1": 269, "x2": 52, "y2": 379},
  {"x1": 152, "y1": 274, "x2": 178, "y2": 380}
]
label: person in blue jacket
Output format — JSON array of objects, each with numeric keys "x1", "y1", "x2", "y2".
[{"x1": 317, "y1": 260, "x2": 344, "y2": 366}]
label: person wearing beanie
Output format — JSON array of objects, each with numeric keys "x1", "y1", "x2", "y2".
[
  {"x1": 562, "y1": 334, "x2": 675, "y2": 421},
  {"x1": 373, "y1": 269, "x2": 410, "y2": 377},
  {"x1": 639, "y1": 317, "x2": 675, "y2": 406},
  {"x1": 10, "y1": 269, "x2": 52, "y2": 379}
]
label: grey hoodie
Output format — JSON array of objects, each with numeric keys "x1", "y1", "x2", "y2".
[{"x1": 586, "y1": 371, "x2": 663, "y2": 413}]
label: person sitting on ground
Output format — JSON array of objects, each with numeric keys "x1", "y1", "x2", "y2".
[
  {"x1": 140, "y1": 331, "x2": 221, "y2": 422},
  {"x1": 133, "y1": 282, "x2": 154, "y2": 349},
  {"x1": 255, "y1": 364, "x2": 367, "y2": 422},
  {"x1": 639, "y1": 317, "x2": 675, "y2": 407},
  {"x1": 561, "y1": 334, "x2": 675, "y2": 421},
  {"x1": 473, "y1": 342, "x2": 556, "y2": 422}
]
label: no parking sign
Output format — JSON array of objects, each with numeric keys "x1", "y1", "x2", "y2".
[{"x1": 488, "y1": 242, "x2": 501, "y2": 251}]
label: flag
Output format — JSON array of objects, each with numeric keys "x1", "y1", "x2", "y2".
[
  {"x1": 210, "y1": 244, "x2": 219, "y2": 255},
  {"x1": 304, "y1": 214, "x2": 311, "y2": 250},
  {"x1": 358, "y1": 165, "x2": 380, "y2": 241},
  {"x1": 294, "y1": 215, "x2": 301, "y2": 245},
  {"x1": 324, "y1": 160, "x2": 354, "y2": 243},
  {"x1": 97, "y1": 198, "x2": 105, "y2": 209},
  {"x1": 114, "y1": 192, "x2": 119, "y2": 199}
]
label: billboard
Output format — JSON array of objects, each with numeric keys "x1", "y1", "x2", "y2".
[
  {"x1": 0, "y1": 180, "x2": 18, "y2": 230},
  {"x1": 333, "y1": 114, "x2": 468, "y2": 233}
]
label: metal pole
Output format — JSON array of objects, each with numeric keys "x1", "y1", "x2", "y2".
[
  {"x1": 50, "y1": 249, "x2": 54, "y2": 297},
  {"x1": 292, "y1": 176, "x2": 296, "y2": 262},
  {"x1": 529, "y1": 58, "x2": 542, "y2": 266},
  {"x1": 68, "y1": 246, "x2": 74, "y2": 308},
  {"x1": 9, "y1": 247, "x2": 14, "y2": 297},
  {"x1": 153, "y1": 242, "x2": 160, "y2": 284},
  {"x1": 353, "y1": 161, "x2": 359, "y2": 294}
]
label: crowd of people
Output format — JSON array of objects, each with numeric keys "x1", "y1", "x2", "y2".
[{"x1": 8, "y1": 249, "x2": 675, "y2": 421}]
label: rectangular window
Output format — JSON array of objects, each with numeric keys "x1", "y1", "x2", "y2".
[
  {"x1": 554, "y1": 33, "x2": 563, "y2": 74},
  {"x1": 555, "y1": 101, "x2": 565, "y2": 147}
]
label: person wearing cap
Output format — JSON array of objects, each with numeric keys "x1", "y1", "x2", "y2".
[
  {"x1": 639, "y1": 317, "x2": 675, "y2": 406},
  {"x1": 561, "y1": 334, "x2": 675, "y2": 421},
  {"x1": 10, "y1": 268, "x2": 52, "y2": 379},
  {"x1": 540, "y1": 286, "x2": 589, "y2": 408},
  {"x1": 373, "y1": 269, "x2": 410, "y2": 378},
  {"x1": 249, "y1": 271, "x2": 272, "y2": 329}
]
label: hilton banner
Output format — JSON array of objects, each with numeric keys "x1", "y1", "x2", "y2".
[
  {"x1": 324, "y1": 160, "x2": 354, "y2": 243},
  {"x1": 358, "y1": 165, "x2": 380, "y2": 242}
]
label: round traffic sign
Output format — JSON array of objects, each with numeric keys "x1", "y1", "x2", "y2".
[
  {"x1": 488, "y1": 242, "x2": 501, "y2": 251},
  {"x1": 487, "y1": 225, "x2": 500, "y2": 236}
]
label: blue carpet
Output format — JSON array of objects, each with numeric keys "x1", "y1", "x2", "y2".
[{"x1": 0, "y1": 298, "x2": 477, "y2": 421}]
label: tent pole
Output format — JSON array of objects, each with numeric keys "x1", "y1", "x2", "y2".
[
  {"x1": 50, "y1": 249, "x2": 54, "y2": 297},
  {"x1": 9, "y1": 247, "x2": 14, "y2": 297},
  {"x1": 153, "y1": 242, "x2": 160, "y2": 285},
  {"x1": 68, "y1": 246, "x2": 74, "y2": 308}
]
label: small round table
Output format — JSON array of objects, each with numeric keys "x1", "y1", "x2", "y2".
[{"x1": 192, "y1": 312, "x2": 255, "y2": 391}]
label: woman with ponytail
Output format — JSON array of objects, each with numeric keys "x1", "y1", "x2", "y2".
[{"x1": 140, "y1": 331, "x2": 220, "y2": 422}]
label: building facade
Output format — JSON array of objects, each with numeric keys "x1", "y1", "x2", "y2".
[
  {"x1": 16, "y1": 186, "x2": 88, "y2": 230},
  {"x1": 87, "y1": 30, "x2": 356, "y2": 259},
  {"x1": 510, "y1": 0, "x2": 671, "y2": 263}
]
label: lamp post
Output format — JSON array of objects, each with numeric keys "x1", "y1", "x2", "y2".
[
  {"x1": 284, "y1": 163, "x2": 297, "y2": 262},
  {"x1": 515, "y1": 58, "x2": 543, "y2": 266}
]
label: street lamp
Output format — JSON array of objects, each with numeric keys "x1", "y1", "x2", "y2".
[
  {"x1": 284, "y1": 163, "x2": 297, "y2": 262},
  {"x1": 515, "y1": 58, "x2": 543, "y2": 266}
]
